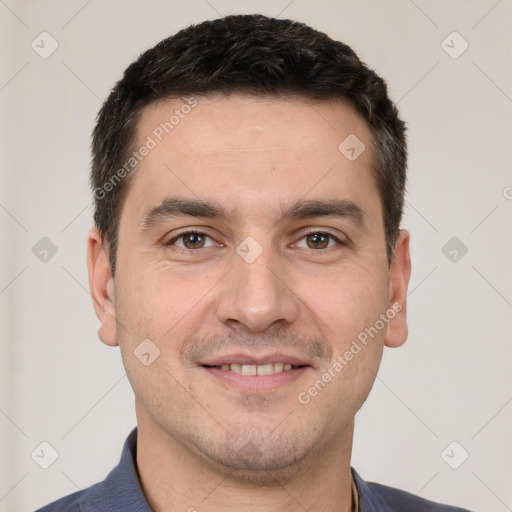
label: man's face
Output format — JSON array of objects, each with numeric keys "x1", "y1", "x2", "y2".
[{"x1": 89, "y1": 95, "x2": 410, "y2": 479}]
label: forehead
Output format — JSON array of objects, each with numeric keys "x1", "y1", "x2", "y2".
[
  {"x1": 125, "y1": 94, "x2": 378, "y2": 220},
  {"x1": 136, "y1": 94, "x2": 371, "y2": 155}
]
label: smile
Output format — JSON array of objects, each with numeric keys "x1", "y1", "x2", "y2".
[{"x1": 204, "y1": 362, "x2": 300, "y2": 375}]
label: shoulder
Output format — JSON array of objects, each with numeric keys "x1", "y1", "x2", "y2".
[
  {"x1": 366, "y1": 481, "x2": 473, "y2": 511},
  {"x1": 33, "y1": 485, "x2": 94, "y2": 512},
  {"x1": 33, "y1": 427, "x2": 150, "y2": 512},
  {"x1": 352, "y1": 469, "x2": 474, "y2": 512}
]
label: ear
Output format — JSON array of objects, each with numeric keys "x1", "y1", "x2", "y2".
[
  {"x1": 384, "y1": 229, "x2": 411, "y2": 348},
  {"x1": 87, "y1": 227, "x2": 118, "y2": 347}
]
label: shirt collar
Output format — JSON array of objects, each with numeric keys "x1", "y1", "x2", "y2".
[{"x1": 82, "y1": 427, "x2": 152, "y2": 512}]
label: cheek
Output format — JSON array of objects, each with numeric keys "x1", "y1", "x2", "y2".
[
  {"x1": 113, "y1": 264, "x2": 221, "y2": 357},
  {"x1": 117, "y1": 262, "x2": 179, "y2": 322},
  {"x1": 113, "y1": 272, "x2": 194, "y2": 418},
  {"x1": 299, "y1": 265, "x2": 389, "y2": 343},
  {"x1": 303, "y1": 267, "x2": 389, "y2": 404}
]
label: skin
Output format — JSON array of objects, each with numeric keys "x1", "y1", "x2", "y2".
[{"x1": 87, "y1": 94, "x2": 411, "y2": 512}]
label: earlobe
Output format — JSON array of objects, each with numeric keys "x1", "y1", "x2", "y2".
[
  {"x1": 87, "y1": 227, "x2": 119, "y2": 347},
  {"x1": 384, "y1": 229, "x2": 411, "y2": 348}
]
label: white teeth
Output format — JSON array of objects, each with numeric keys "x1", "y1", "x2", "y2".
[
  {"x1": 273, "y1": 362, "x2": 284, "y2": 373},
  {"x1": 230, "y1": 363, "x2": 242, "y2": 374},
  {"x1": 216, "y1": 362, "x2": 297, "y2": 375},
  {"x1": 241, "y1": 364, "x2": 257, "y2": 375},
  {"x1": 256, "y1": 363, "x2": 274, "y2": 375}
]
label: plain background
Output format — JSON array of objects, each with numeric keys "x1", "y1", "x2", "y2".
[{"x1": 1, "y1": 0, "x2": 511, "y2": 510}]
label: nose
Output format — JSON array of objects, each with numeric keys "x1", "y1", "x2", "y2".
[{"x1": 214, "y1": 243, "x2": 299, "y2": 333}]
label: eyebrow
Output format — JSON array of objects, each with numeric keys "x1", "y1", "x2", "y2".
[
  {"x1": 139, "y1": 196, "x2": 233, "y2": 232},
  {"x1": 281, "y1": 198, "x2": 365, "y2": 227},
  {"x1": 138, "y1": 195, "x2": 366, "y2": 233}
]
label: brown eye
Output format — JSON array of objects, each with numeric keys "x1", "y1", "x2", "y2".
[
  {"x1": 294, "y1": 231, "x2": 343, "y2": 251},
  {"x1": 182, "y1": 232, "x2": 205, "y2": 249},
  {"x1": 305, "y1": 232, "x2": 331, "y2": 249},
  {"x1": 168, "y1": 231, "x2": 215, "y2": 250}
]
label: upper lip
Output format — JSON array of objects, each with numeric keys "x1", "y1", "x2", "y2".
[{"x1": 199, "y1": 353, "x2": 310, "y2": 367}]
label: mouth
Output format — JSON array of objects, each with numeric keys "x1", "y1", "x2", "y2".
[
  {"x1": 202, "y1": 362, "x2": 306, "y2": 375},
  {"x1": 199, "y1": 354, "x2": 311, "y2": 392}
]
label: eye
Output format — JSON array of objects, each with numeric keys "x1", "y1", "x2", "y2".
[
  {"x1": 166, "y1": 231, "x2": 216, "y2": 250},
  {"x1": 295, "y1": 231, "x2": 342, "y2": 250}
]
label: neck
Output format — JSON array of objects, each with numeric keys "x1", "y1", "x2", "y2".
[{"x1": 135, "y1": 409, "x2": 354, "y2": 512}]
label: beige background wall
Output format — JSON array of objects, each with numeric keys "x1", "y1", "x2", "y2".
[{"x1": 1, "y1": 1, "x2": 511, "y2": 510}]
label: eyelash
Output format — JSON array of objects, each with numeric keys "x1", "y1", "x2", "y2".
[
  {"x1": 164, "y1": 231, "x2": 218, "y2": 252},
  {"x1": 164, "y1": 229, "x2": 346, "y2": 253}
]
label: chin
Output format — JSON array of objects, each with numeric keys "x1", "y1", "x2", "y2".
[{"x1": 186, "y1": 428, "x2": 321, "y2": 484}]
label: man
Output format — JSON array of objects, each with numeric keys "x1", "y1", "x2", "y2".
[{"x1": 36, "y1": 14, "x2": 472, "y2": 512}]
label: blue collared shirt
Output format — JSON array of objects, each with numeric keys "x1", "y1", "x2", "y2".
[{"x1": 35, "y1": 428, "x2": 473, "y2": 512}]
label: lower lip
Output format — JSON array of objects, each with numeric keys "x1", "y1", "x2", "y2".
[{"x1": 201, "y1": 366, "x2": 310, "y2": 393}]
